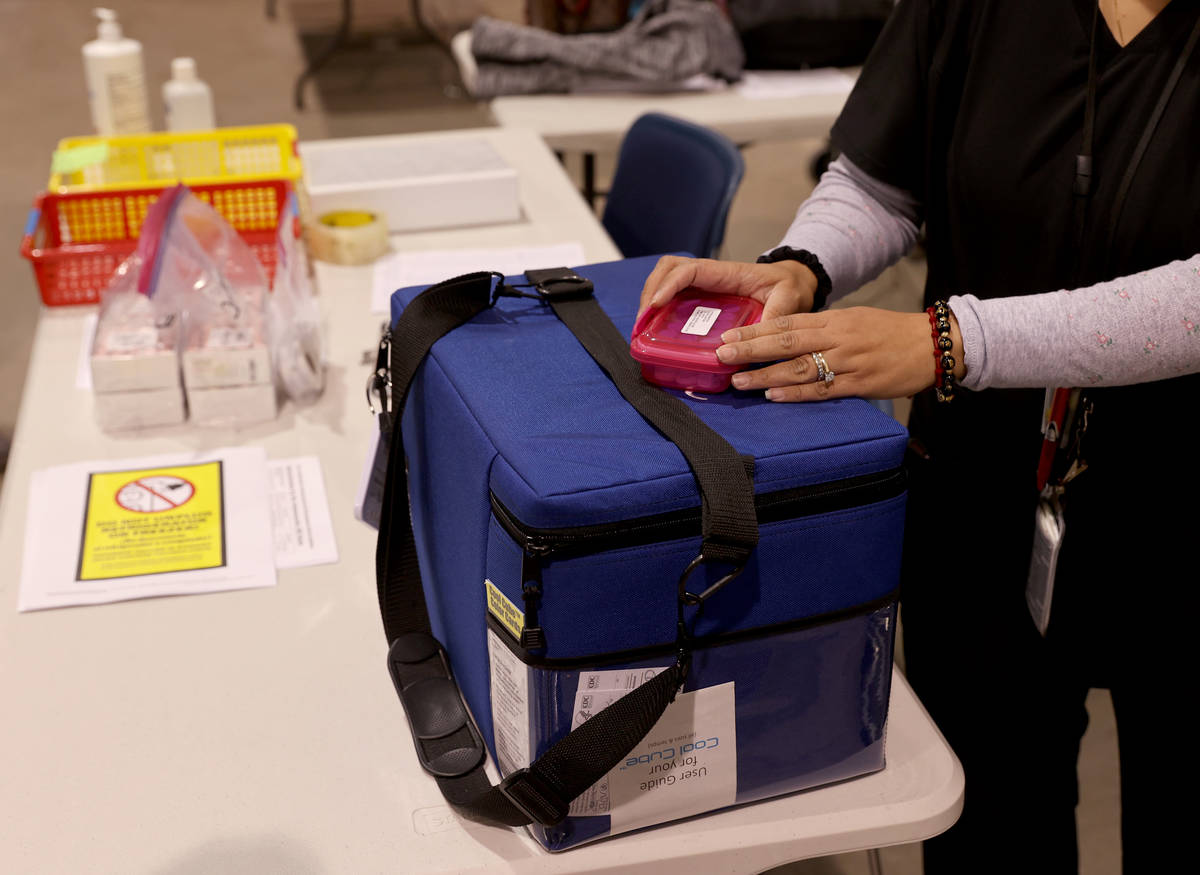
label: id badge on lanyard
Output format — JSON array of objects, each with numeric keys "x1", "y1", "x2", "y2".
[
  {"x1": 1027, "y1": 487, "x2": 1064, "y2": 637},
  {"x1": 1027, "y1": 387, "x2": 1090, "y2": 635}
]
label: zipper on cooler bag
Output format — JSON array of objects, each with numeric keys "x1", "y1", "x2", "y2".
[
  {"x1": 491, "y1": 466, "x2": 906, "y2": 650},
  {"x1": 518, "y1": 549, "x2": 546, "y2": 651},
  {"x1": 492, "y1": 467, "x2": 906, "y2": 557}
]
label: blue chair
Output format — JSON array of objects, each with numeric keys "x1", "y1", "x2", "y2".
[{"x1": 601, "y1": 113, "x2": 745, "y2": 259}]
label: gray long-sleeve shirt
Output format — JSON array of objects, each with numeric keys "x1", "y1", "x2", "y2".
[{"x1": 775, "y1": 157, "x2": 1200, "y2": 390}]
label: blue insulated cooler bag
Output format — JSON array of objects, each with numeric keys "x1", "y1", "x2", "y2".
[{"x1": 376, "y1": 256, "x2": 908, "y2": 851}]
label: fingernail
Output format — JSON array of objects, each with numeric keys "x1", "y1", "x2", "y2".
[
  {"x1": 731, "y1": 373, "x2": 748, "y2": 389},
  {"x1": 715, "y1": 344, "x2": 732, "y2": 362},
  {"x1": 765, "y1": 388, "x2": 779, "y2": 401},
  {"x1": 721, "y1": 329, "x2": 740, "y2": 343}
]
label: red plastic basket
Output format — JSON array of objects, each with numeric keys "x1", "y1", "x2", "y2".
[{"x1": 20, "y1": 179, "x2": 293, "y2": 306}]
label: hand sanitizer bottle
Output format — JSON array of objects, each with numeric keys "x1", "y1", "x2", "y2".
[
  {"x1": 82, "y1": 8, "x2": 151, "y2": 135},
  {"x1": 163, "y1": 58, "x2": 216, "y2": 131}
]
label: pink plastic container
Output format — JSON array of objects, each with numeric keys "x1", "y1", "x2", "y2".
[{"x1": 630, "y1": 291, "x2": 764, "y2": 392}]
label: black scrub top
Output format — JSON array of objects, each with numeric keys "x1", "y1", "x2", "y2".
[{"x1": 829, "y1": 0, "x2": 1200, "y2": 488}]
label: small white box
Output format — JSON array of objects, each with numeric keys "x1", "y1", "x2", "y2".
[
  {"x1": 299, "y1": 136, "x2": 521, "y2": 232},
  {"x1": 188, "y1": 383, "x2": 277, "y2": 427},
  {"x1": 91, "y1": 304, "x2": 181, "y2": 394},
  {"x1": 182, "y1": 286, "x2": 272, "y2": 390},
  {"x1": 94, "y1": 387, "x2": 186, "y2": 431},
  {"x1": 182, "y1": 324, "x2": 272, "y2": 389}
]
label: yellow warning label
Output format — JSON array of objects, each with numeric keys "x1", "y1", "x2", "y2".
[
  {"x1": 485, "y1": 579, "x2": 525, "y2": 640},
  {"x1": 77, "y1": 461, "x2": 226, "y2": 581}
]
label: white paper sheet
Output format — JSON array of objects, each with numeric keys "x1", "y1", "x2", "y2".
[
  {"x1": 268, "y1": 456, "x2": 338, "y2": 569},
  {"x1": 487, "y1": 628, "x2": 532, "y2": 778},
  {"x1": 18, "y1": 447, "x2": 276, "y2": 611},
  {"x1": 607, "y1": 681, "x2": 736, "y2": 835},
  {"x1": 371, "y1": 242, "x2": 587, "y2": 313},
  {"x1": 735, "y1": 69, "x2": 856, "y2": 100}
]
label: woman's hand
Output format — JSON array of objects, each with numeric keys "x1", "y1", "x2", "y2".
[
  {"x1": 716, "y1": 306, "x2": 966, "y2": 402},
  {"x1": 638, "y1": 256, "x2": 819, "y2": 323}
]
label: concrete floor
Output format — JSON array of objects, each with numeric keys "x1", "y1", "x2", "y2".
[{"x1": 1, "y1": 1, "x2": 1121, "y2": 872}]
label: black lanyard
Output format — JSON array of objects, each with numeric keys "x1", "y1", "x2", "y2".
[
  {"x1": 1074, "y1": 3, "x2": 1200, "y2": 278},
  {"x1": 1045, "y1": 4, "x2": 1200, "y2": 492}
]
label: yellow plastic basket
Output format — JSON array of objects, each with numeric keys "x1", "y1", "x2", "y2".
[{"x1": 48, "y1": 124, "x2": 303, "y2": 192}]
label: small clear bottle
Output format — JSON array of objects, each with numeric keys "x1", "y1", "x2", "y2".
[{"x1": 163, "y1": 57, "x2": 216, "y2": 131}]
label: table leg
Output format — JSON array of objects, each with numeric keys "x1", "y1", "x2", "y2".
[
  {"x1": 583, "y1": 152, "x2": 597, "y2": 209},
  {"x1": 294, "y1": 0, "x2": 354, "y2": 110},
  {"x1": 867, "y1": 847, "x2": 885, "y2": 875}
]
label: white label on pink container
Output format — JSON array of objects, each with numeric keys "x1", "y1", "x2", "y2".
[{"x1": 680, "y1": 306, "x2": 722, "y2": 336}]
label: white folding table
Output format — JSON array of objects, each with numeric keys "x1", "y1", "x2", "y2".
[
  {"x1": 0, "y1": 127, "x2": 960, "y2": 874},
  {"x1": 490, "y1": 87, "x2": 851, "y2": 154},
  {"x1": 489, "y1": 76, "x2": 853, "y2": 203}
]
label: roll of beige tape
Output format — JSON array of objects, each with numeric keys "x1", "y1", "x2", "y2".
[{"x1": 305, "y1": 210, "x2": 389, "y2": 265}]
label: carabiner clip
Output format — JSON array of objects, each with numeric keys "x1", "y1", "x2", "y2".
[
  {"x1": 677, "y1": 553, "x2": 745, "y2": 607},
  {"x1": 675, "y1": 552, "x2": 746, "y2": 647},
  {"x1": 367, "y1": 325, "x2": 391, "y2": 415}
]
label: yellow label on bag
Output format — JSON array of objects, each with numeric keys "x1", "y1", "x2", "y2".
[
  {"x1": 485, "y1": 579, "x2": 524, "y2": 639},
  {"x1": 77, "y1": 461, "x2": 226, "y2": 581}
]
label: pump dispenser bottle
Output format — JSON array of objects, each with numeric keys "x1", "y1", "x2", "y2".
[{"x1": 82, "y1": 8, "x2": 151, "y2": 135}]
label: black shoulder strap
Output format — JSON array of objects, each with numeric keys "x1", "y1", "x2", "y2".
[{"x1": 375, "y1": 270, "x2": 758, "y2": 827}]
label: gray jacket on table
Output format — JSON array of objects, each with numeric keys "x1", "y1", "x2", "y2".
[{"x1": 470, "y1": 0, "x2": 744, "y2": 98}]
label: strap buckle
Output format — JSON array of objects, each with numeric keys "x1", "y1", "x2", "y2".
[
  {"x1": 498, "y1": 768, "x2": 570, "y2": 825},
  {"x1": 1073, "y1": 154, "x2": 1093, "y2": 197}
]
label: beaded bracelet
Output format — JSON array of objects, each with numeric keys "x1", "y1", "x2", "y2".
[{"x1": 926, "y1": 300, "x2": 957, "y2": 403}]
